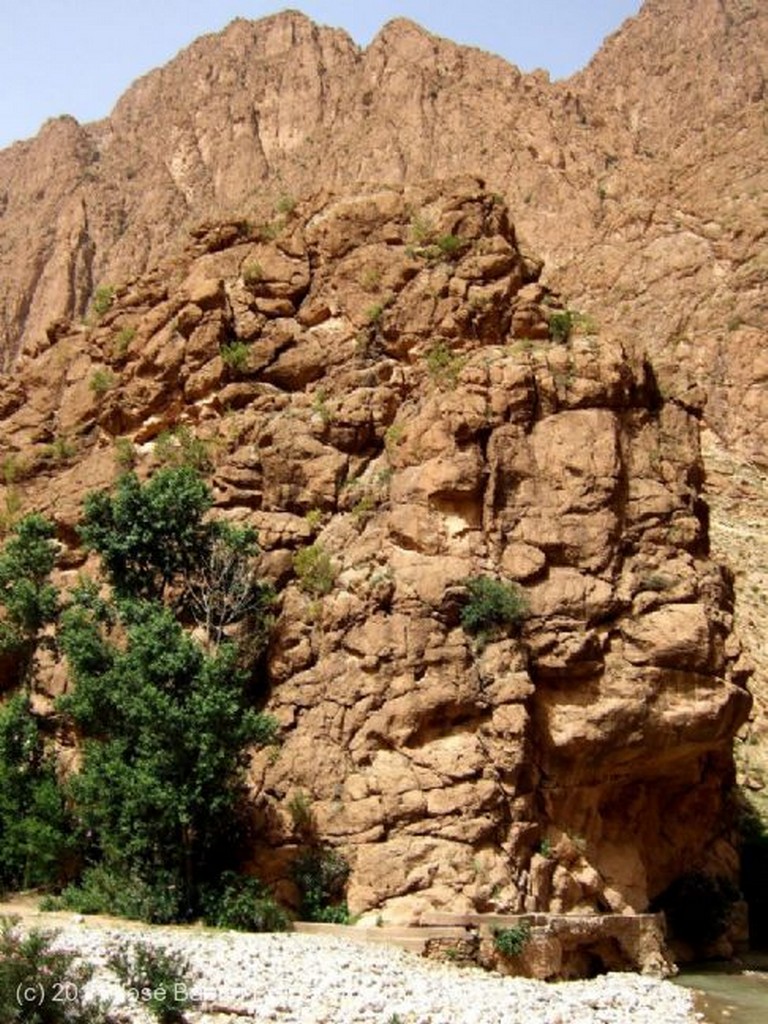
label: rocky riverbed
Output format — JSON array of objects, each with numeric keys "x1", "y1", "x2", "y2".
[{"x1": 19, "y1": 918, "x2": 701, "y2": 1024}]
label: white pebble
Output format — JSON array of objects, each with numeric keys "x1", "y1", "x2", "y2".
[{"x1": 34, "y1": 923, "x2": 699, "y2": 1024}]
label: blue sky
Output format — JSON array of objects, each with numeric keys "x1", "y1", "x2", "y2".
[{"x1": 0, "y1": 1, "x2": 641, "y2": 150}]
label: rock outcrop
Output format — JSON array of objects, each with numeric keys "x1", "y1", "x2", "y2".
[
  {"x1": 0, "y1": 181, "x2": 751, "y2": 928},
  {"x1": 1, "y1": 2, "x2": 764, "y2": 453},
  {"x1": 1, "y1": 5, "x2": 765, "y2": 771}
]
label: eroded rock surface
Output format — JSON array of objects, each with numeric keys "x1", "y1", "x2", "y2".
[
  {"x1": 0, "y1": 182, "x2": 751, "y2": 925},
  {"x1": 1, "y1": 4, "x2": 766, "y2": 776}
]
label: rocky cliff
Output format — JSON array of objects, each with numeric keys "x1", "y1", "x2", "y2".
[
  {"x1": 2, "y1": 2, "x2": 765, "y2": 451},
  {"x1": 0, "y1": 179, "x2": 751, "y2": 926},
  {"x1": 0, "y1": 3, "x2": 765, "y2": 764}
]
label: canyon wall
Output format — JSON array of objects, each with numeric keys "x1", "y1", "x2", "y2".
[
  {"x1": 0, "y1": 181, "x2": 751, "y2": 924},
  {"x1": 1, "y1": 6, "x2": 765, "y2": 759}
]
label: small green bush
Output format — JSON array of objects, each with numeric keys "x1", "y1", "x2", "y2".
[
  {"x1": 113, "y1": 437, "x2": 137, "y2": 470},
  {"x1": 0, "y1": 488, "x2": 23, "y2": 538},
  {"x1": 242, "y1": 261, "x2": 263, "y2": 285},
  {"x1": 548, "y1": 310, "x2": 574, "y2": 344},
  {"x1": 547, "y1": 309, "x2": 598, "y2": 343},
  {"x1": 2, "y1": 455, "x2": 25, "y2": 486},
  {"x1": 112, "y1": 326, "x2": 136, "y2": 358},
  {"x1": 424, "y1": 340, "x2": 464, "y2": 387},
  {"x1": 293, "y1": 543, "x2": 336, "y2": 597},
  {"x1": 57, "y1": 866, "x2": 184, "y2": 924},
  {"x1": 304, "y1": 508, "x2": 324, "y2": 531},
  {"x1": 43, "y1": 437, "x2": 77, "y2": 464},
  {"x1": 366, "y1": 302, "x2": 386, "y2": 325},
  {"x1": 153, "y1": 426, "x2": 213, "y2": 474},
  {"x1": 408, "y1": 213, "x2": 435, "y2": 245},
  {"x1": 89, "y1": 369, "x2": 116, "y2": 395},
  {"x1": 537, "y1": 837, "x2": 553, "y2": 859},
  {"x1": 201, "y1": 871, "x2": 292, "y2": 932},
  {"x1": 0, "y1": 917, "x2": 111, "y2": 1023},
  {"x1": 275, "y1": 194, "x2": 296, "y2": 216},
  {"x1": 256, "y1": 220, "x2": 281, "y2": 242},
  {"x1": 91, "y1": 286, "x2": 114, "y2": 318},
  {"x1": 384, "y1": 424, "x2": 404, "y2": 450},
  {"x1": 435, "y1": 234, "x2": 463, "y2": 258},
  {"x1": 493, "y1": 921, "x2": 531, "y2": 958},
  {"x1": 351, "y1": 493, "x2": 377, "y2": 521},
  {"x1": 460, "y1": 576, "x2": 527, "y2": 640},
  {"x1": 287, "y1": 791, "x2": 314, "y2": 833},
  {"x1": 312, "y1": 388, "x2": 332, "y2": 424},
  {"x1": 292, "y1": 847, "x2": 350, "y2": 923},
  {"x1": 107, "y1": 939, "x2": 192, "y2": 1023},
  {"x1": 220, "y1": 341, "x2": 251, "y2": 373}
]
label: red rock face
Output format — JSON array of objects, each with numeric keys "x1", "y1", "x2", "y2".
[
  {"x1": 0, "y1": 3, "x2": 764, "y2": 458},
  {"x1": 0, "y1": 181, "x2": 751, "y2": 927},
  {"x1": 0, "y1": 0, "x2": 765, "y2": 932}
]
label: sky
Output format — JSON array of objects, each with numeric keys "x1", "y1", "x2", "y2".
[{"x1": 0, "y1": 1, "x2": 642, "y2": 150}]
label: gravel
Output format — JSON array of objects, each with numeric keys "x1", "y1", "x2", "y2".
[{"x1": 37, "y1": 920, "x2": 700, "y2": 1024}]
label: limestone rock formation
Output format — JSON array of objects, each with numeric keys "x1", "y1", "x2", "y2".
[
  {"x1": 1, "y1": 4, "x2": 765, "y2": 769},
  {"x1": 0, "y1": 181, "x2": 751, "y2": 927}
]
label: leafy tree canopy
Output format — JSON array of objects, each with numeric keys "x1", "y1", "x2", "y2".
[
  {"x1": 78, "y1": 466, "x2": 212, "y2": 601},
  {"x1": 56, "y1": 467, "x2": 277, "y2": 919},
  {"x1": 0, "y1": 466, "x2": 279, "y2": 921},
  {"x1": 77, "y1": 467, "x2": 273, "y2": 648},
  {"x1": 0, "y1": 514, "x2": 58, "y2": 665},
  {"x1": 59, "y1": 595, "x2": 276, "y2": 918},
  {"x1": 0, "y1": 694, "x2": 72, "y2": 891}
]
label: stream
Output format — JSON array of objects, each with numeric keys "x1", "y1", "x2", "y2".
[{"x1": 674, "y1": 953, "x2": 768, "y2": 1024}]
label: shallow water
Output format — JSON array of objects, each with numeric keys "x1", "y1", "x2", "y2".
[{"x1": 675, "y1": 953, "x2": 768, "y2": 1024}]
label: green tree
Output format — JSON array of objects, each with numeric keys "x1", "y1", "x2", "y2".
[
  {"x1": 0, "y1": 695, "x2": 72, "y2": 892},
  {"x1": 0, "y1": 514, "x2": 58, "y2": 685},
  {"x1": 58, "y1": 468, "x2": 277, "y2": 920},
  {"x1": 78, "y1": 467, "x2": 212, "y2": 601},
  {"x1": 59, "y1": 595, "x2": 276, "y2": 919},
  {"x1": 78, "y1": 468, "x2": 272, "y2": 648}
]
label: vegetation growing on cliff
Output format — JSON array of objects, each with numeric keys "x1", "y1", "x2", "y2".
[
  {"x1": 0, "y1": 695, "x2": 72, "y2": 893},
  {"x1": 0, "y1": 514, "x2": 58, "y2": 684},
  {"x1": 0, "y1": 468, "x2": 281, "y2": 924},
  {"x1": 460, "y1": 576, "x2": 528, "y2": 644},
  {"x1": 292, "y1": 847, "x2": 351, "y2": 924}
]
